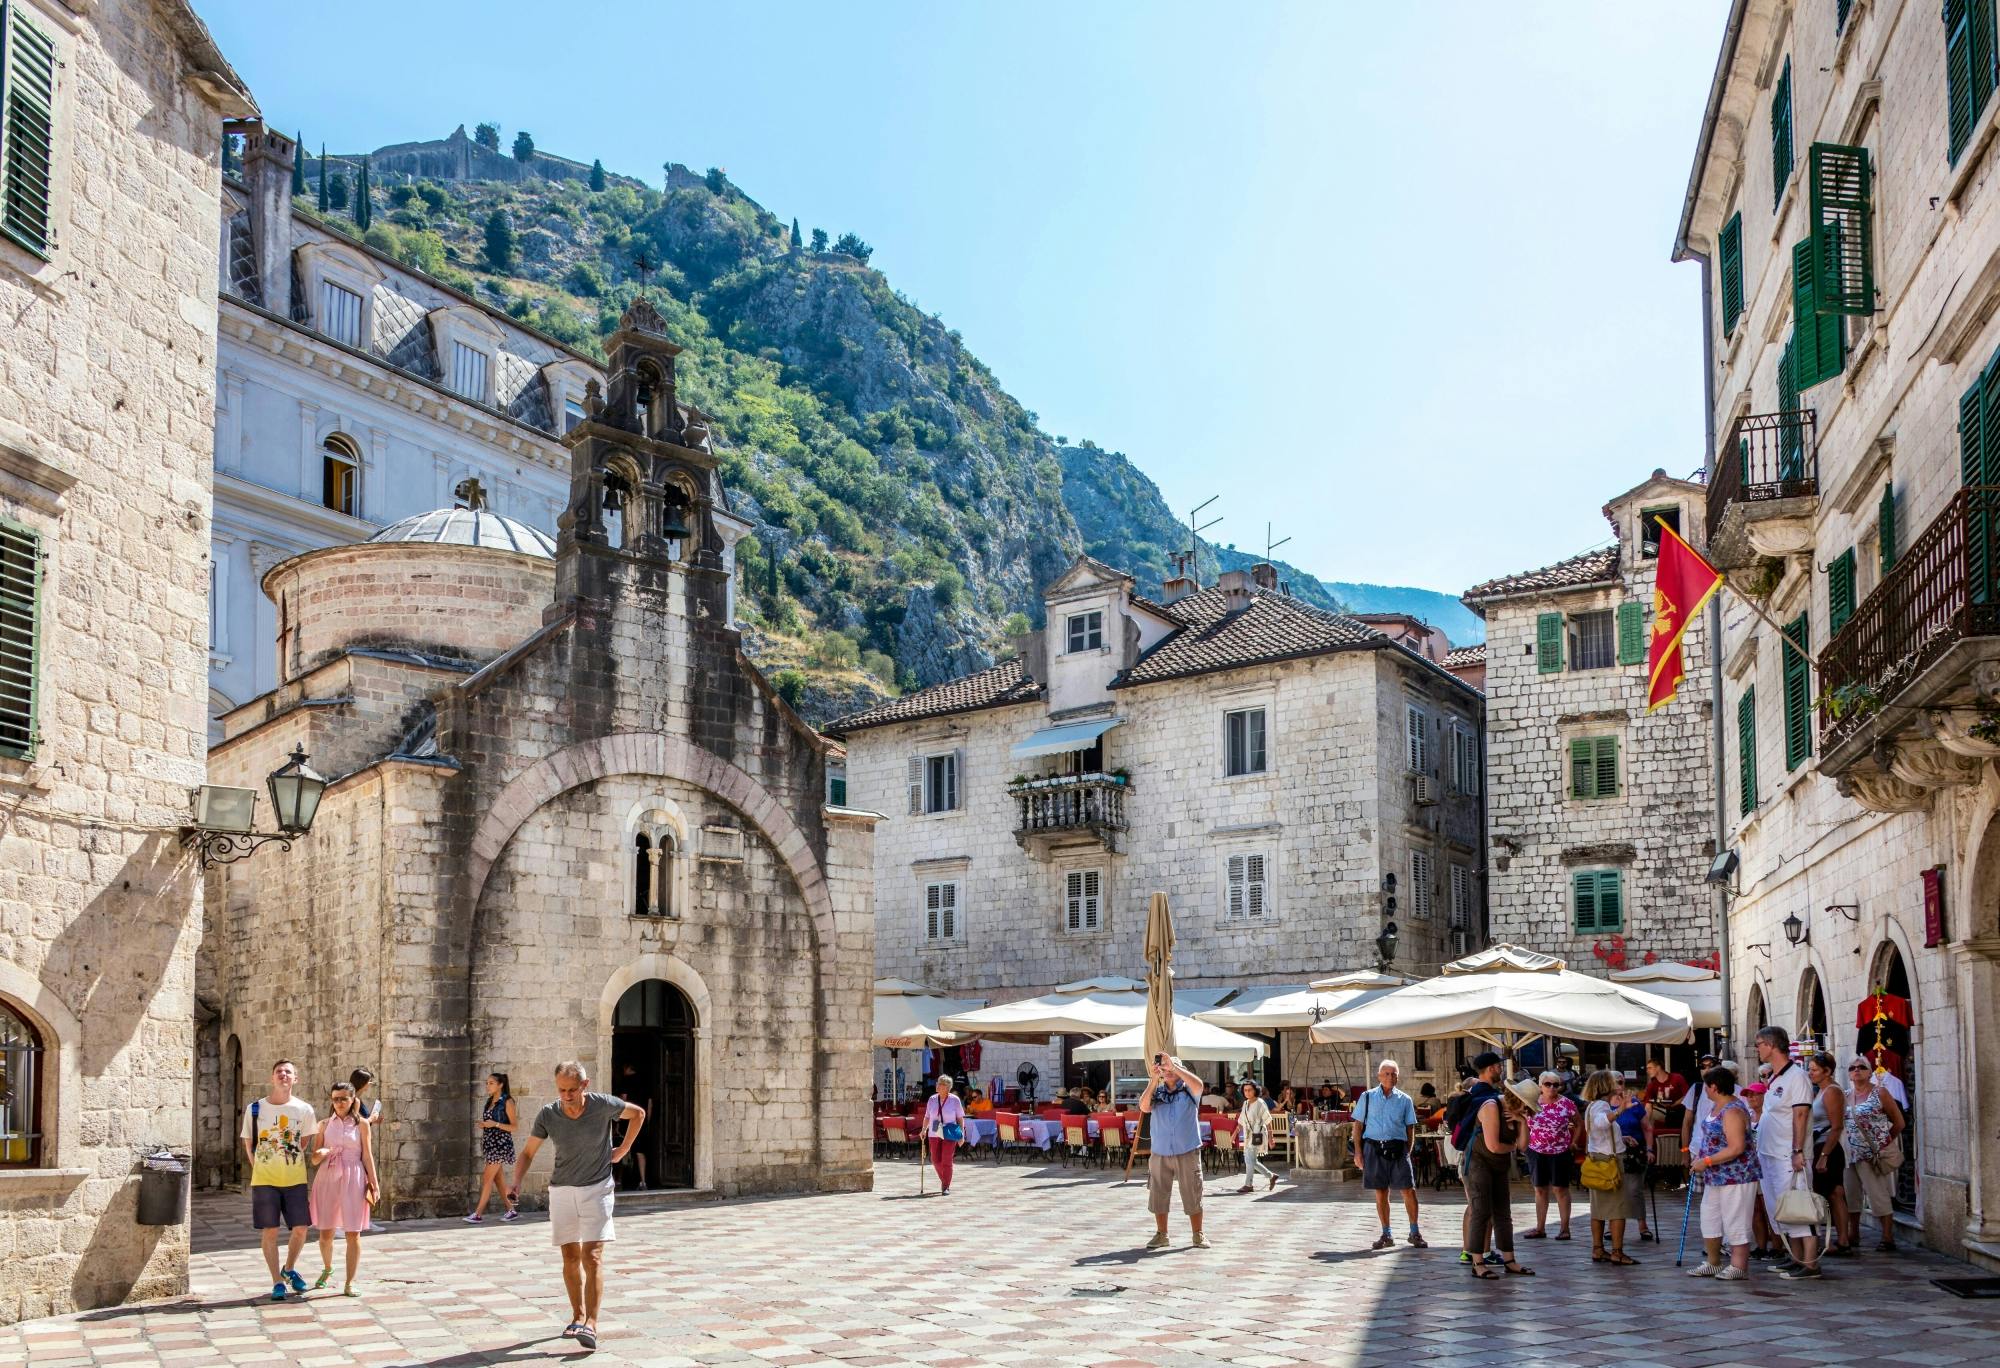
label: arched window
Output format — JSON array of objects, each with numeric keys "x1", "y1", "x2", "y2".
[
  {"x1": 322, "y1": 435, "x2": 359, "y2": 517},
  {"x1": 632, "y1": 832, "x2": 652, "y2": 916},
  {"x1": 603, "y1": 471, "x2": 630, "y2": 550},
  {"x1": 0, "y1": 1000, "x2": 44, "y2": 1167},
  {"x1": 1747, "y1": 983, "x2": 1767, "y2": 1036},
  {"x1": 1797, "y1": 968, "x2": 1826, "y2": 1052}
]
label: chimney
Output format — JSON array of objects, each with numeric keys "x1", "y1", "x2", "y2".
[
  {"x1": 1160, "y1": 574, "x2": 1198, "y2": 606},
  {"x1": 1011, "y1": 628, "x2": 1046, "y2": 683},
  {"x1": 240, "y1": 122, "x2": 296, "y2": 319},
  {"x1": 1218, "y1": 568, "x2": 1253, "y2": 613},
  {"x1": 1249, "y1": 562, "x2": 1279, "y2": 591}
]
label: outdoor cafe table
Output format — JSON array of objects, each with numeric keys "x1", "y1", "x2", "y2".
[{"x1": 1082, "y1": 1118, "x2": 1215, "y2": 1145}]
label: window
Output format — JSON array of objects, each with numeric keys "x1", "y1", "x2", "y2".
[
  {"x1": 1568, "y1": 610, "x2": 1615, "y2": 671},
  {"x1": 0, "y1": 518, "x2": 43, "y2": 760},
  {"x1": 0, "y1": 2, "x2": 57, "y2": 257},
  {"x1": 1790, "y1": 235, "x2": 1846, "y2": 390},
  {"x1": 1640, "y1": 507, "x2": 1681, "y2": 559},
  {"x1": 1569, "y1": 735, "x2": 1619, "y2": 800},
  {"x1": 1718, "y1": 212, "x2": 1745, "y2": 336},
  {"x1": 1536, "y1": 611, "x2": 1564, "y2": 673},
  {"x1": 1616, "y1": 601, "x2": 1649, "y2": 665},
  {"x1": 924, "y1": 881, "x2": 959, "y2": 942},
  {"x1": 1405, "y1": 704, "x2": 1428, "y2": 774},
  {"x1": 1837, "y1": 0, "x2": 1854, "y2": 32},
  {"x1": 317, "y1": 280, "x2": 363, "y2": 347},
  {"x1": 1065, "y1": 610, "x2": 1103, "y2": 653},
  {"x1": 1809, "y1": 143, "x2": 1873, "y2": 316},
  {"x1": 908, "y1": 751, "x2": 960, "y2": 814},
  {"x1": 828, "y1": 774, "x2": 848, "y2": 806},
  {"x1": 1573, "y1": 869, "x2": 1624, "y2": 933},
  {"x1": 1064, "y1": 869, "x2": 1102, "y2": 933},
  {"x1": 1738, "y1": 686, "x2": 1758, "y2": 817},
  {"x1": 0, "y1": 1000, "x2": 41, "y2": 1165},
  {"x1": 564, "y1": 398, "x2": 586, "y2": 433},
  {"x1": 1449, "y1": 864, "x2": 1474, "y2": 932},
  {"x1": 1946, "y1": 0, "x2": 1998, "y2": 164},
  {"x1": 1452, "y1": 723, "x2": 1481, "y2": 795},
  {"x1": 1224, "y1": 707, "x2": 1267, "y2": 777},
  {"x1": 1782, "y1": 612, "x2": 1813, "y2": 770},
  {"x1": 451, "y1": 340, "x2": 491, "y2": 402},
  {"x1": 632, "y1": 833, "x2": 652, "y2": 916},
  {"x1": 630, "y1": 830, "x2": 677, "y2": 918},
  {"x1": 1225, "y1": 852, "x2": 1269, "y2": 921},
  {"x1": 1771, "y1": 56, "x2": 1793, "y2": 210},
  {"x1": 1879, "y1": 481, "x2": 1897, "y2": 576},
  {"x1": 1410, "y1": 850, "x2": 1434, "y2": 919},
  {"x1": 321, "y1": 436, "x2": 358, "y2": 517},
  {"x1": 1828, "y1": 547, "x2": 1857, "y2": 636},
  {"x1": 1961, "y1": 355, "x2": 2000, "y2": 595}
]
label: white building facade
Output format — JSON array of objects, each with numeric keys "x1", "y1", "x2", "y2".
[
  {"x1": 828, "y1": 558, "x2": 1486, "y2": 1096},
  {"x1": 1676, "y1": 0, "x2": 2000, "y2": 1262}
]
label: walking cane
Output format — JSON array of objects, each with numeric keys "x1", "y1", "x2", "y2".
[
  {"x1": 918, "y1": 1115, "x2": 928, "y2": 1196},
  {"x1": 1675, "y1": 1170, "x2": 1696, "y2": 1266}
]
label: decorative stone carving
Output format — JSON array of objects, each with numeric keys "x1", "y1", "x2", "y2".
[
  {"x1": 1925, "y1": 709, "x2": 2000, "y2": 760},
  {"x1": 1836, "y1": 771, "x2": 1932, "y2": 813},
  {"x1": 1888, "y1": 738, "x2": 1984, "y2": 790},
  {"x1": 1744, "y1": 518, "x2": 1817, "y2": 560}
]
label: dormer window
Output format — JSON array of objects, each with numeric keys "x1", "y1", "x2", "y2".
[
  {"x1": 321, "y1": 435, "x2": 358, "y2": 516},
  {"x1": 565, "y1": 398, "x2": 585, "y2": 432},
  {"x1": 451, "y1": 340, "x2": 491, "y2": 404},
  {"x1": 1640, "y1": 506, "x2": 1681, "y2": 558},
  {"x1": 318, "y1": 280, "x2": 363, "y2": 348},
  {"x1": 1065, "y1": 610, "x2": 1103, "y2": 653}
]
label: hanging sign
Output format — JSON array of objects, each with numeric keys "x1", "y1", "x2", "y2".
[{"x1": 1922, "y1": 865, "x2": 1946, "y2": 949}]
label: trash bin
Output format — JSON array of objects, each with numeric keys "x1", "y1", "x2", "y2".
[{"x1": 136, "y1": 1150, "x2": 190, "y2": 1225}]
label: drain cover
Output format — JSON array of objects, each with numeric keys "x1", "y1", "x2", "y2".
[
  {"x1": 1933, "y1": 1277, "x2": 2000, "y2": 1299},
  {"x1": 1070, "y1": 1283, "x2": 1125, "y2": 1297}
]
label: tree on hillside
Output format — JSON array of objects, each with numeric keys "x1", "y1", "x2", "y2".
[
  {"x1": 291, "y1": 131, "x2": 306, "y2": 195},
  {"x1": 809, "y1": 227, "x2": 827, "y2": 253},
  {"x1": 790, "y1": 217, "x2": 801, "y2": 253},
  {"x1": 513, "y1": 130, "x2": 535, "y2": 163},
  {"x1": 833, "y1": 232, "x2": 873, "y2": 264},
  {"x1": 353, "y1": 157, "x2": 372, "y2": 230},
  {"x1": 483, "y1": 208, "x2": 516, "y2": 270},
  {"x1": 327, "y1": 171, "x2": 348, "y2": 211},
  {"x1": 589, "y1": 158, "x2": 607, "y2": 192},
  {"x1": 473, "y1": 122, "x2": 500, "y2": 152},
  {"x1": 703, "y1": 166, "x2": 726, "y2": 194},
  {"x1": 317, "y1": 144, "x2": 328, "y2": 212}
]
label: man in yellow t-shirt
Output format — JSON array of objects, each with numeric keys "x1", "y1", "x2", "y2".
[{"x1": 240, "y1": 1059, "x2": 317, "y2": 1300}]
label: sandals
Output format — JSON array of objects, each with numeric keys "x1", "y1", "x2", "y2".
[
  {"x1": 313, "y1": 1269, "x2": 333, "y2": 1290},
  {"x1": 1468, "y1": 1264, "x2": 1499, "y2": 1279},
  {"x1": 575, "y1": 1326, "x2": 598, "y2": 1351},
  {"x1": 1554, "y1": 1230, "x2": 1573, "y2": 1241},
  {"x1": 1521, "y1": 1229, "x2": 1547, "y2": 1239},
  {"x1": 563, "y1": 1323, "x2": 584, "y2": 1339},
  {"x1": 342, "y1": 1283, "x2": 359, "y2": 1297},
  {"x1": 1607, "y1": 1252, "x2": 1640, "y2": 1266},
  {"x1": 1591, "y1": 1251, "x2": 1609, "y2": 1263},
  {"x1": 1502, "y1": 1261, "x2": 1536, "y2": 1276}
]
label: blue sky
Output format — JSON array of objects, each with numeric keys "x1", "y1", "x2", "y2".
[{"x1": 196, "y1": 1, "x2": 1730, "y2": 594}]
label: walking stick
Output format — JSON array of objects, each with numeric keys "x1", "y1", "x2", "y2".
[{"x1": 1675, "y1": 1171, "x2": 1696, "y2": 1266}]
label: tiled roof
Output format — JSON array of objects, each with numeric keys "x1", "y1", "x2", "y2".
[
  {"x1": 1461, "y1": 547, "x2": 1620, "y2": 605},
  {"x1": 1115, "y1": 586, "x2": 1383, "y2": 687},
  {"x1": 1445, "y1": 643, "x2": 1486, "y2": 669},
  {"x1": 821, "y1": 660, "x2": 1042, "y2": 736}
]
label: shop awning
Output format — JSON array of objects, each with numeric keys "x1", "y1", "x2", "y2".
[{"x1": 1010, "y1": 717, "x2": 1123, "y2": 760}]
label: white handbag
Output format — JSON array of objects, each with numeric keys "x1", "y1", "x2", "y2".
[{"x1": 1773, "y1": 1171, "x2": 1830, "y2": 1229}]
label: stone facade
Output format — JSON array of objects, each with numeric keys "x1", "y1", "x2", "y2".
[
  {"x1": 1465, "y1": 474, "x2": 1718, "y2": 974},
  {"x1": 196, "y1": 301, "x2": 875, "y2": 1215},
  {"x1": 1675, "y1": 0, "x2": 2000, "y2": 1263},
  {"x1": 829, "y1": 558, "x2": 1485, "y2": 1095},
  {"x1": 0, "y1": 0, "x2": 252, "y2": 1325}
]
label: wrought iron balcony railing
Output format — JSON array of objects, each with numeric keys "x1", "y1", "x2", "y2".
[
  {"x1": 1010, "y1": 773, "x2": 1129, "y2": 839},
  {"x1": 1707, "y1": 409, "x2": 1819, "y2": 548},
  {"x1": 1819, "y1": 485, "x2": 2000, "y2": 752}
]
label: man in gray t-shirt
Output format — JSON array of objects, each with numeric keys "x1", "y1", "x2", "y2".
[{"x1": 511, "y1": 1061, "x2": 644, "y2": 1351}]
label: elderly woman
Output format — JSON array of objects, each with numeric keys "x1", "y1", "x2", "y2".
[
  {"x1": 921, "y1": 1075, "x2": 966, "y2": 1196},
  {"x1": 1581, "y1": 1070, "x2": 1641, "y2": 1266},
  {"x1": 1687, "y1": 1065, "x2": 1759, "y2": 1280},
  {"x1": 1523, "y1": 1071, "x2": 1579, "y2": 1241},
  {"x1": 1842, "y1": 1057, "x2": 1906, "y2": 1252}
]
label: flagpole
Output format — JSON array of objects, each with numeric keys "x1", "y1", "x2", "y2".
[{"x1": 1653, "y1": 516, "x2": 1818, "y2": 671}]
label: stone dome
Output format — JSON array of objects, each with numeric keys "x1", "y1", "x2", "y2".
[{"x1": 366, "y1": 507, "x2": 555, "y2": 558}]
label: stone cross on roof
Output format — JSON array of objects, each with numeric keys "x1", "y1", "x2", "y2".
[{"x1": 453, "y1": 476, "x2": 488, "y2": 511}]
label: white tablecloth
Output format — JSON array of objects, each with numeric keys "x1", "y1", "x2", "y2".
[
  {"x1": 961, "y1": 1118, "x2": 997, "y2": 1147},
  {"x1": 1016, "y1": 1117, "x2": 1064, "y2": 1149}
]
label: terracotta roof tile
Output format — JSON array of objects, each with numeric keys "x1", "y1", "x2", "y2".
[
  {"x1": 821, "y1": 660, "x2": 1041, "y2": 736},
  {"x1": 1445, "y1": 643, "x2": 1486, "y2": 668},
  {"x1": 1115, "y1": 586, "x2": 1382, "y2": 687},
  {"x1": 1462, "y1": 547, "x2": 1620, "y2": 605}
]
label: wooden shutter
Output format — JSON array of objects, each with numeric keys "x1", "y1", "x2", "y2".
[
  {"x1": 1065, "y1": 871, "x2": 1083, "y2": 931},
  {"x1": 1879, "y1": 482, "x2": 1897, "y2": 576},
  {"x1": 1, "y1": 1, "x2": 56, "y2": 256},
  {"x1": 907, "y1": 756, "x2": 924, "y2": 815},
  {"x1": 1411, "y1": 851, "x2": 1433, "y2": 918},
  {"x1": 0, "y1": 518, "x2": 42, "y2": 760},
  {"x1": 1771, "y1": 58, "x2": 1793, "y2": 211},
  {"x1": 1597, "y1": 870, "x2": 1624, "y2": 931},
  {"x1": 1593, "y1": 736, "x2": 1619, "y2": 799},
  {"x1": 1778, "y1": 334, "x2": 1803, "y2": 481},
  {"x1": 1406, "y1": 705, "x2": 1426, "y2": 773},
  {"x1": 1828, "y1": 548, "x2": 1857, "y2": 636},
  {"x1": 1569, "y1": 737, "x2": 1593, "y2": 798},
  {"x1": 1837, "y1": 0, "x2": 1854, "y2": 32},
  {"x1": 1616, "y1": 601, "x2": 1646, "y2": 665},
  {"x1": 948, "y1": 748, "x2": 963, "y2": 811},
  {"x1": 1449, "y1": 865, "x2": 1472, "y2": 931},
  {"x1": 1738, "y1": 687, "x2": 1758, "y2": 817},
  {"x1": 1782, "y1": 612, "x2": 1813, "y2": 770},
  {"x1": 939, "y1": 882, "x2": 956, "y2": 940},
  {"x1": 1944, "y1": 0, "x2": 1998, "y2": 165},
  {"x1": 1573, "y1": 871, "x2": 1599, "y2": 933},
  {"x1": 1537, "y1": 612, "x2": 1563, "y2": 673},
  {"x1": 1083, "y1": 870, "x2": 1100, "y2": 929},
  {"x1": 1791, "y1": 238, "x2": 1845, "y2": 389},
  {"x1": 1810, "y1": 143, "x2": 1873, "y2": 316},
  {"x1": 1246, "y1": 853, "x2": 1266, "y2": 918},
  {"x1": 925, "y1": 882, "x2": 942, "y2": 940},
  {"x1": 1719, "y1": 212, "x2": 1745, "y2": 336},
  {"x1": 1226, "y1": 854, "x2": 1245, "y2": 920}
]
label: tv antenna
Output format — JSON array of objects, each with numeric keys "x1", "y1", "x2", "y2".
[
  {"x1": 1264, "y1": 522, "x2": 1291, "y2": 564},
  {"x1": 1176, "y1": 495, "x2": 1221, "y2": 579}
]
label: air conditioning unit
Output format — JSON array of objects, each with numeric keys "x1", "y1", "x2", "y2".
[{"x1": 1411, "y1": 775, "x2": 1437, "y2": 806}]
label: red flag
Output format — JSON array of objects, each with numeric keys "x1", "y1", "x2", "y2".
[{"x1": 1647, "y1": 519, "x2": 1724, "y2": 711}]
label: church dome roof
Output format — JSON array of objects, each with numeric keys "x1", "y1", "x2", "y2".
[{"x1": 365, "y1": 507, "x2": 555, "y2": 559}]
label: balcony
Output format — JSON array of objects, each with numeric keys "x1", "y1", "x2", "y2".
[
  {"x1": 1706, "y1": 409, "x2": 1819, "y2": 570},
  {"x1": 1818, "y1": 486, "x2": 2000, "y2": 786},
  {"x1": 1010, "y1": 772, "x2": 1129, "y2": 858}
]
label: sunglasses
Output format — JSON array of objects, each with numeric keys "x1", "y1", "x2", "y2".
[{"x1": 1847, "y1": 1065, "x2": 1870, "y2": 1073}]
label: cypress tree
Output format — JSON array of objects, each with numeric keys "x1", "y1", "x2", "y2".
[
  {"x1": 484, "y1": 208, "x2": 516, "y2": 271},
  {"x1": 791, "y1": 217, "x2": 801, "y2": 253},
  {"x1": 317, "y1": 143, "x2": 328, "y2": 212},
  {"x1": 291, "y1": 131, "x2": 306, "y2": 196},
  {"x1": 327, "y1": 172, "x2": 348, "y2": 212},
  {"x1": 589, "y1": 158, "x2": 606, "y2": 192},
  {"x1": 354, "y1": 157, "x2": 372, "y2": 230}
]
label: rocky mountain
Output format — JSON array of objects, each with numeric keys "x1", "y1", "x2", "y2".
[{"x1": 299, "y1": 134, "x2": 1478, "y2": 720}]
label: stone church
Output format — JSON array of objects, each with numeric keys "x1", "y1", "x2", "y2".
[{"x1": 198, "y1": 300, "x2": 877, "y2": 1212}]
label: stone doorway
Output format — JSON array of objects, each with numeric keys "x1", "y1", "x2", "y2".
[
  {"x1": 1867, "y1": 942, "x2": 1919, "y2": 1212},
  {"x1": 610, "y1": 979, "x2": 695, "y2": 1190}
]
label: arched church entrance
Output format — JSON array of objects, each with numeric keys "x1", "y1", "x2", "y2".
[
  {"x1": 1797, "y1": 967, "x2": 1827, "y2": 1052},
  {"x1": 1864, "y1": 941, "x2": 1918, "y2": 1211},
  {"x1": 610, "y1": 979, "x2": 695, "y2": 1190}
]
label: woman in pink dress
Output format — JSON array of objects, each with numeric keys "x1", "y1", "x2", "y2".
[{"x1": 310, "y1": 1082, "x2": 379, "y2": 1295}]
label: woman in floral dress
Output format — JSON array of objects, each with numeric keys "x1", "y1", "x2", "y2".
[{"x1": 1523, "y1": 1071, "x2": 1580, "y2": 1240}]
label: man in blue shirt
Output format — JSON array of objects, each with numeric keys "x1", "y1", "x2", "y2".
[
  {"x1": 1351, "y1": 1058, "x2": 1426, "y2": 1249},
  {"x1": 1139, "y1": 1053, "x2": 1207, "y2": 1249}
]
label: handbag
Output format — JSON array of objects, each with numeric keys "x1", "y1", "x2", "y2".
[
  {"x1": 934, "y1": 1100, "x2": 963, "y2": 1145},
  {"x1": 1579, "y1": 1153, "x2": 1621, "y2": 1191},
  {"x1": 1773, "y1": 1173, "x2": 1830, "y2": 1228}
]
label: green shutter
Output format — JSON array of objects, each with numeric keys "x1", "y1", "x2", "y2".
[
  {"x1": 0, "y1": 517, "x2": 42, "y2": 761},
  {"x1": 1778, "y1": 335, "x2": 1802, "y2": 480},
  {"x1": 1738, "y1": 686, "x2": 1758, "y2": 817},
  {"x1": 1719, "y1": 212, "x2": 1745, "y2": 336},
  {"x1": 1837, "y1": 0, "x2": 1854, "y2": 32},
  {"x1": 1, "y1": 0, "x2": 58, "y2": 257},
  {"x1": 1965, "y1": 373, "x2": 1992, "y2": 605},
  {"x1": 1828, "y1": 548, "x2": 1857, "y2": 636},
  {"x1": 1772, "y1": 58, "x2": 1794, "y2": 211},
  {"x1": 1791, "y1": 237, "x2": 1846, "y2": 388},
  {"x1": 1879, "y1": 482, "x2": 1896, "y2": 576},
  {"x1": 1569, "y1": 737, "x2": 1593, "y2": 798},
  {"x1": 1537, "y1": 611, "x2": 1563, "y2": 673},
  {"x1": 1616, "y1": 601, "x2": 1646, "y2": 665},
  {"x1": 1597, "y1": 870, "x2": 1624, "y2": 932},
  {"x1": 1782, "y1": 612, "x2": 1813, "y2": 770},
  {"x1": 1574, "y1": 871, "x2": 1598, "y2": 933},
  {"x1": 1950, "y1": 0, "x2": 1978, "y2": 163},
  {"x1": 1594, "y1": 736, "x2": 1619, "y2": 798},
  {"x1": 1810, "y1": 143, "x2": 1873, "y2": 316}
]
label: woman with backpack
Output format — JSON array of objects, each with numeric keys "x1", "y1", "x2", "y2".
[
  {"x1": 922, "y1": 1074, "x2": 966, "y2": 1195},
  {"x1": 1459, "y1": 1052, "x2": 1533, "y2": 1279}
]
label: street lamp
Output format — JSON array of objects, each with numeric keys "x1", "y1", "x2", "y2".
[
  {"x1": 1781, "y1": 910, "x2": 1808, "y2": 947},
  {"x1": 1375, "y1": 921, "x2": 1399, "y2": 967},
  {"x1": 184, "y1": 745, "x2": 327, "y2": 868}
]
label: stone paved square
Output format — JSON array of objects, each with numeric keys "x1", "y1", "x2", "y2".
[{"x1": 5, "y1": 1159, "x2": 1998, "y2": 1367}]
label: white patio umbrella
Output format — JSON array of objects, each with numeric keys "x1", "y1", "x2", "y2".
[
  {"x1": 1607, "y1": 963, "x2": 1723, "y2": 1031},
  {"x1": 872, "y1": 979, "x2": 986, "y2": 1105},
  {"x1": 1198, "y1": 977, "x2": 1410, "y2": 1031},
  {"x1": 1073, "y1": 1014, "x2": 1269, "y2": 1063},
  {"x1": 1307, "y1": 945, "x2": 1694, "y2": 1066},
  {"x1": 937, "y1": 978, "x2": 1237, "y2": 1040}
]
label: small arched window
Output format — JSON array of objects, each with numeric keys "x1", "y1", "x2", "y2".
[
  {"x1": 322, "y1": 435, "x2": 359, "y2": 517},
  {"x1": 629, "y1": 828, "x2": 681, "y2": 918},
  {"x1": 632, "y1": 832, "x2": 652, "y2": 916},
  {"x1": 603, "y1": 472, "x2": 631, "y2": 550},
  {"x1": 0, "y1": 999, "x2": 45, "y2": 1167}
]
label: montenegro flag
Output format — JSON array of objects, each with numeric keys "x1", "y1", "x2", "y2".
[{"x1": 1647, "y1": 518, "x2": 1724, "y2": 711}]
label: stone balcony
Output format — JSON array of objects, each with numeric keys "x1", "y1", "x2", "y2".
[
  {"x1": 1010, "y1": 773, "x2": 1129, "y2": 859},
  {"x1": 1706, "y1": 409, "x2": 1819, "y2": 572}
]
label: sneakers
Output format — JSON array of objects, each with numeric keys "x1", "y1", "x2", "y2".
[
  {"x1": 282, "y1": 1268, "x2": 308, "y2": 1295},
  {"x1": 1776, "y1": 1262, "x2": 1823, "y2": 1280},
  {"x1": 270, "y1": 1282, "x2": 287, "y2": 1302},
  {"x1": 502, "y1": 1208, "x2": 520, "y2": 1222},
  {"x1": 462, "y1": 1213, "x2": 484, "y2": 1224},
  {"x1": 1371, "y1": 1233, "x2": 1395, "y2": 1250},
  {"x1": 1458, "y1": 1251, "x2": 1473, "y2": 1264},
  {"x1": 1687, "y1": 1262, "x2": 1721, "y2": 1277},
  {"x1": 1482, "y1": 1251, "x2": 1506, "y2": 1266},
  {"x1": 1407, "y1": 1230, "x2": 1428, "y2": 1248},
  {"x1": 1715, "y1": 1265, "x2": 1749, "y2": 1281},
  {"x1": 1191, "y1": 1232, "x2": 1211, "y2": 1249},
  {"x1": 1145, "y1": 1231, "x2": 1170, "y2": 1250}
]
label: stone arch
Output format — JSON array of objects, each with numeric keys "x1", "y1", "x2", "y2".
[
  {"x1": 1961, "y1": 761, "x2": 2000, "y2": 941},
  {"x1": 0, "y1": 957, "x2": 83, "y2": 1169},
  {"x1": 465, "y1": 732, "x2": 832, "y2": 954},
  {"x1": 622, "y1": 794, "x2": 689, "y2": 919},
  {"x1": 597, "y1": 953, "x2": 714, "y2": 1191},
  {"x1": 1796, "y1": 962, "x2": 1828, "y2": 1050},
  {"x1": 1745, "y1": 977, "x2": 1768, "y2": 1037}
]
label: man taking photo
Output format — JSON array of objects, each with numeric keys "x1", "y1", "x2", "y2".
[{"x1": 1139, "y1": 1053, "x2": 1207, "y2": 1250}]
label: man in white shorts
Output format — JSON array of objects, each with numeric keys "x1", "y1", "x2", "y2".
[
  {"x1": 511, "y1": 1060, "x2": 645, "y2": 1351},
  {"x1": 1753, "y1": 1027, "x2": 1820, "y2": 1279}
]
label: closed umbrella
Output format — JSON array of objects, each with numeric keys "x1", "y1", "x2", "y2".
[{"x1": 1143, "y1": 892, "x2": 1176, "y2": 1066}]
